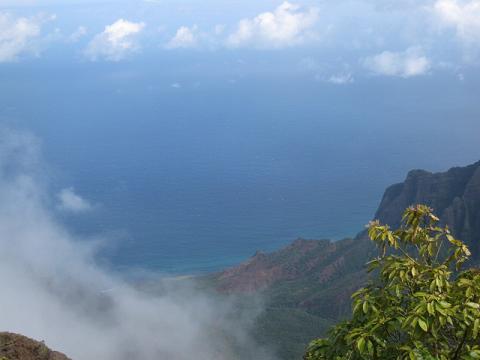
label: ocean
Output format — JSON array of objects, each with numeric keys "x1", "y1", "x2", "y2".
[{"x1": 1, "y1": 56, "x2": 480, "y2": 274}]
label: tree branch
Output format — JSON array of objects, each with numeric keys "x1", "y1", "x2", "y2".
[{"x1": 452, "y1": 328, "x2": 468, "y2": 360}]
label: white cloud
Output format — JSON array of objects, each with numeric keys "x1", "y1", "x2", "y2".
[
  {"x1": 57, "y1": 187, "x2": 92, "y2": 213},
  {"x1": 227, "y1": 1, "x2": 319, "y2": 49},
  {"x1": 434, "y1": 0, "x2": 480, "y2": 44},
  {"x1": 165, "y1": 24, "x2": 224, "y2": 50},
  {"x1": 363, "y1": 47, "x2": 431, "y2": 77},
  {"x1": 0, "y1": 12, "x2": 46, "y2": 62},
  {"x1": 166, "y1": 25, "x2": 198, "y2": 49},
  {"x1": 298, "y1": 57, "x2": 355, "y2": 84},
  {"x1": 328, "y1": 72, "x2": 354, "y2": 85},
  {"x1": 85, "y1": 19, "x2": 145, "y2": 61},
  {"x1": 68, "y1": 26, "x2": 88, "y2": 42}
]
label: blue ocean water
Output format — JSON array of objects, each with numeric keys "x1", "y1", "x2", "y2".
[{"x1": 1, "y1": 56, "x2": 480, "y2": 273}]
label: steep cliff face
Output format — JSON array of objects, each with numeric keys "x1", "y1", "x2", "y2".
[
  {"x1": 0, "y1": 333, "x2": 70, "y2": 360},
  {"x1": 376, "y1": 160, "x2": 480, "y2": 257}
]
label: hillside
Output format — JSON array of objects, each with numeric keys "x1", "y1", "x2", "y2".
[
  {"x1": 0, "y1": 333, "x2": 70, "y2": 360},
  {"x1": 209, "y1": 160, "x2": 480, "y2": 359},
  {"x1": 206, "y1": 236, "x2": 373, "y2": 358},
  {"x1": 216, "y1": 237, "x2": 371, "y2": 317}
]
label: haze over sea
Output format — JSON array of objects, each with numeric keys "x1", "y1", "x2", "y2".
[
  {"x1": 1, "y1": 58, "x2": 478, "y2": 274},
  {"x1": 2, "y1": 1, "x2": 480, "y2": 274}
]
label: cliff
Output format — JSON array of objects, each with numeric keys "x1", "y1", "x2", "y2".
[
  {"x1": 376, "y1": 160, "x2": 480, "y2": 257},
  {"x1": 0, "y1": 333, "x2": 70, "y2": 360}
]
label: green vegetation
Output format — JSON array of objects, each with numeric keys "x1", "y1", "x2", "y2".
[
  {"x1": 305, "y1": 205, "x2": 480, "y2": 359},
  {"x1": 202, "y1": 236, "x2": 372, "y2": 359},
  {"x1": 253, "y1": 308, "x2": 333, "y2": 359}
]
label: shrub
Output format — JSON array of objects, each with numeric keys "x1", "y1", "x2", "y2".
[{"x1": 305, "y1": 205, "x2": 480, "y2": 360}]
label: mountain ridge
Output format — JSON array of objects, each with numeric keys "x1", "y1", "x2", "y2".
[
  {"x1": 214, "y1": 160, "x2": 480, "y2": 296},
  {"x1": 376, "y1": 160, "x2": 480, "y2": 256},
  {"x1": 209, "y1": 159, "x2": 480, "y2": 359}
]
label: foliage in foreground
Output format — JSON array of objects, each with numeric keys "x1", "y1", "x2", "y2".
[{"x1": 305, "y1": 205, "x2": 480, "y2": 360}]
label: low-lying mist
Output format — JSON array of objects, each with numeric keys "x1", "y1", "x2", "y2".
[{"x1": 0, "y1": 128, "x2": 274, "y2": 360}]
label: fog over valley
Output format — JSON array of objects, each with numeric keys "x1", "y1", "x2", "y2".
[{"x1": 0, "y1": 128, "x2": 274, "y2": 360}]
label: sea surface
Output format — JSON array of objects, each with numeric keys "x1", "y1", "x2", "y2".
[{"x1": 1, "y1": 56, "x2": 480, "y2": 274}]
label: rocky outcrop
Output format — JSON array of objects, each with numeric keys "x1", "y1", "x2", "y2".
[
  {"x1": 375, "y1": 160, "x2": 480, "y2": 257},
  {"x1": 0, "y1": 333, "x2": 70, "y2": 360}
]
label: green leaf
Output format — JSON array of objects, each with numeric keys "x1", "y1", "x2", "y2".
[
  {"x1": 357, "y1": 337, "x2": 366, "y2": 353},
  {"x1": 418, "y1": 318, "x2": 428, "y2": 332},
  {"x1": 467, "y1": 302, "x2": 480, "y2": 309},
  {"x1": 363, "y1": 301, "x2": 369, "y2": 314},
  {"x1": 427, "y1": 302, "x2": 434, "y2": 315},
  {"x1": 367, "y1": 340, "x2": 374, "y2": 355},
  {"x1": 439, "y1": 301, "x2": 451, "y2": 308},
  {"x1": 473, "y1": 319, "x2": 480, "y2": 339},
  {"x1": 467, "y1": 287, "x2": 473, "y2": 298},
  {"x1": 470, "y1": 350, "x2": 480, "y2": 359}
]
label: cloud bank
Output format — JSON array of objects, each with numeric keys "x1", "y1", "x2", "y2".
[
  {"x1": 85, "y1": 19, "x2": 145, "y2": 61},
  {"x1": 227, "y1": 1, "x2": 319, "y2": 49},
  {"x1": 0, "y1": 128, "x2": 273, "y2": 360},
  {"x1": 0, "y1": 12, "x2": 47, "y2": 62},
  {"x1": 4, "y1": 1, "x2": 480, "y2": 78},
  {"x1": 434, "y1": 0, "x2": 480, "y2": 44}
]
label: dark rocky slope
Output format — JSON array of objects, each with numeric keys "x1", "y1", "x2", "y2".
[{"x1": 376, "y1": 160, "x2": 480, "y2": 257}]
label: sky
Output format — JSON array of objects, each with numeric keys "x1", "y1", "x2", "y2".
[
  {"x1": 0, "y1": 0, "x2": 479, "y2": 82},
  {"x1": 1, "y1": 1, "x2": 480, "y2": 357},
  {"x1": 1, "y1": 2, "x2": 480, "y2": 355}
]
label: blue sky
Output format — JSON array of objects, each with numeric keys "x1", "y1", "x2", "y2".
[{"x1": 1, "y1": 0, "x2": 479, "y2": 83}]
